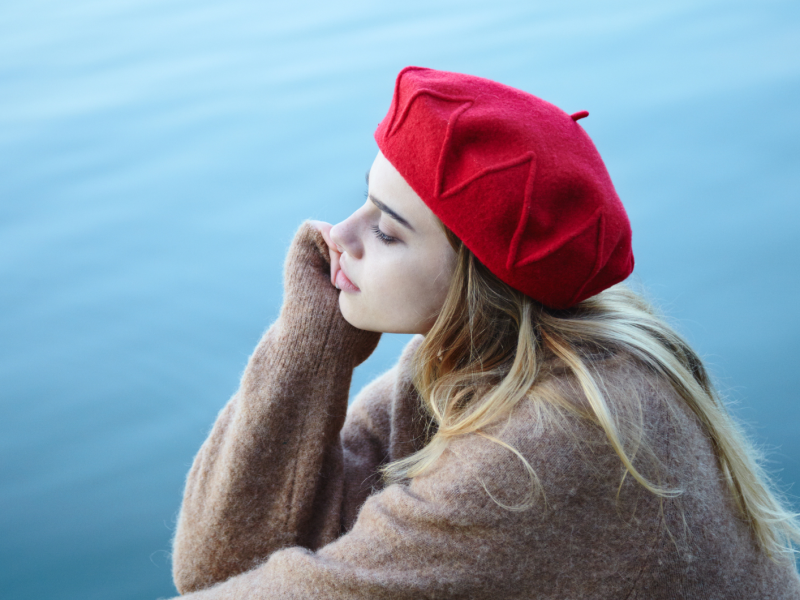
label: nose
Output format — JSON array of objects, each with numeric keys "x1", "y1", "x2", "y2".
[{"x1": 330, "y1": 215, "x2": 363, "y2": 259}]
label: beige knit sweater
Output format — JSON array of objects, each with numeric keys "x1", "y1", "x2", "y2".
[{"x1": 170, "y1": 222, "x2": 800, "y2": 599}]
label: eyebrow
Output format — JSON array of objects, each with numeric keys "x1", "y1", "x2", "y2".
[{"x1": 365, "y1": 171, "x2": 416, "y2": 232}]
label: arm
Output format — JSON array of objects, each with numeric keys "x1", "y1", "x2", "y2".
[
  {"x1": 167, "y1": 387, "x2": 667, "y2": 600},
  {"x1": 169, "y1": 431, "x2": 533, "y2": 600},
  {"x1": 338, "y1": 366, "x2": 397, "y2": 531},
  {"x1": 172, "y1": 221, "x2": 381, "y2": 593},
  {"x1": 338, "y1": 333, "x2": 427, "y2": 532}
]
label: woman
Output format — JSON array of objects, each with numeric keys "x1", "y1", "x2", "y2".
[{"x1": 170, "y1": 67, "x2": 800, "y2": 598}]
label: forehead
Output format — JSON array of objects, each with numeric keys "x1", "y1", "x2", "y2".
[{"x1": 369, "y1": 151, "x2": 439, "y2": 232}]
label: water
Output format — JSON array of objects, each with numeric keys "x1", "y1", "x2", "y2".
[{"x1": 1, "y1": 0, "x2": 798, "y2": 598}]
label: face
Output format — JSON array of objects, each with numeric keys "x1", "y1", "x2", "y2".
[{"x1": 329, "y1": 151, "x2": 457, "y2": 335}]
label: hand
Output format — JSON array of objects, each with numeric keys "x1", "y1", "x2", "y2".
[
  {"x1": 308, "y1": 220, "x2": 342, "y2": 289},
  {"x1": 282, "y1": 220, "x2": 380, "y2": 366}
]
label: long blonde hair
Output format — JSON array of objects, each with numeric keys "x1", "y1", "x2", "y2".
[{"x1": 382, "y1": 224, "x2": 800, "y2": 558}]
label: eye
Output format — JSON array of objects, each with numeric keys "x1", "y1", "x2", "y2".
[{"x1": 370, "y1": 225, "x2": 396, "y2": 245}]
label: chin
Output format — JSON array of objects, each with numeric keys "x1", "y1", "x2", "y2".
[
  {"x1": 338, "y1": 295, "x2": 429, "y2": 334},
  {"x1": 338, "y1": 295, "x2": 371, "y2": 331},
  {"x1": 338, "y1": 296, "x2": 394, "y2": 333}
]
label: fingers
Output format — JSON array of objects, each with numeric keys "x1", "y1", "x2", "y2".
[
  {"x1": 329, "y1": 249, "x2": 340, "y2": 288},
  {"x1": 308, "y1": 220, "x2": 332, "y2": 241}
]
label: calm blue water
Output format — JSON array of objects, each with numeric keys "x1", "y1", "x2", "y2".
[{"x1": 1, "y1": 0, "x2": 798, "y2": 598}]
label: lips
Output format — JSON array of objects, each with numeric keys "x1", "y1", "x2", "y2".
[{"x1": 336, "y1": 260, "x2": 360, "y2": 292}]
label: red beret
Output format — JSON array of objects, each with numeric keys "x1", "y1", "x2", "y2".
[{"x1": 374, "y1": 66, "x2": 634, "y2": 309}]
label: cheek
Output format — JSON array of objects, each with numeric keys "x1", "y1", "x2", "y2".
[
  {"x1": 368, "y1": 255, "x2": 450, "y2": 315},
  {"x1": 337, "y1": 241, "x2": 455, "y2": 333}
]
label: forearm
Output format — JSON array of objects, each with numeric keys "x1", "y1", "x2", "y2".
[
  {"x1": 172, "y1": 222, "x2": 380, "y2": 593},
  {"x1": 165, "y1": 426, "x2": 531, "y2": 600}
]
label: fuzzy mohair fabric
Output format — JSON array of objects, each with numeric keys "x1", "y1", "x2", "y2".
[
  {"x1": 170, "y1": 222, "x2": 800, "y2": 599},
  {"x1": 374, "y1": 66, "x2": 634, "y2": 309}
]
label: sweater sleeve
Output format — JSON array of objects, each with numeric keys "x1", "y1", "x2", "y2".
[
  {"x1": 171, "y1": 221, "x2": 381, "y2": 594},
  {"x1": 168, "y1": 430, "x2": 534, "y2": 600}
]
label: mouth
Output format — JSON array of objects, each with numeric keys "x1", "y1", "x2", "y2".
[{"x1": 336, "y1": 261, "x2": 361, "y2": 293}]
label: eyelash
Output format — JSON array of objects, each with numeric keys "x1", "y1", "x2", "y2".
[
  {"x1": 370, "y1": 225, "x2": 396, "y2": 245},
  {"x1": 364, "y1": 187, "x2": 397, "y2": 244}
]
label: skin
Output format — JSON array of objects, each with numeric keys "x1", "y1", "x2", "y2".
[{"x1": 310, "y1": 151, "x2": 457, "y2": 335}]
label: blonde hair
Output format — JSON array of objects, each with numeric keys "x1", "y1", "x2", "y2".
[{"x1": 382, "y1": 225, "x2": 800, "y2": 558}]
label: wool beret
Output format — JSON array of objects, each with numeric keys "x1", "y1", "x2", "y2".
[{"x1": 374, "y1": 66, "x2": 634, "y2": 309}]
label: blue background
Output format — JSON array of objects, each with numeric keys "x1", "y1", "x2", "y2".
[{"x1": 1, "y1": 1, "x2": 798, "y2": 598}]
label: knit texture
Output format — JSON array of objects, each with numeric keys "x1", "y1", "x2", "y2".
[
  {"x1": 170, "y1": 222, "x2": 800, "y2": 599},
  {"x1": 374, "y1": 66, "x2": 634, "y2": 309}
]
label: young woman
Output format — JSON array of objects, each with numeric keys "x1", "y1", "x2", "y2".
[{"x1": 170, "y1": 67, "x2": 800, "y2": 599}]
